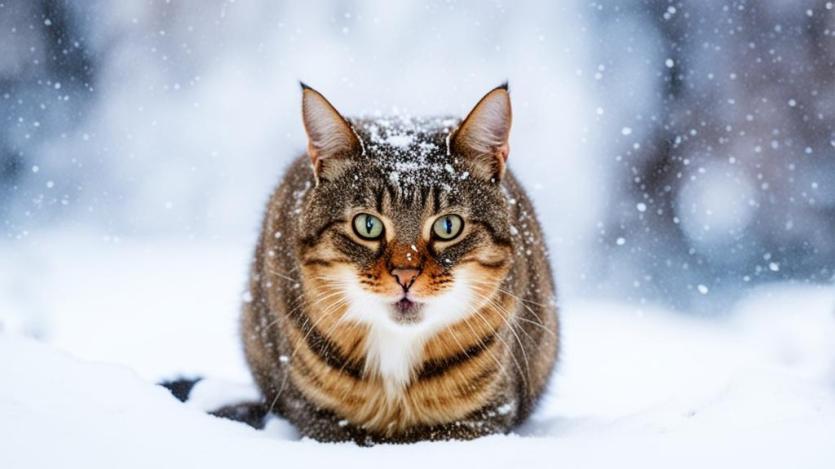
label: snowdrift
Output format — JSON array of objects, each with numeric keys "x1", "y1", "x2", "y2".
[{"x1": 2, "y1": 281, "x2": 833, "y2": 468}]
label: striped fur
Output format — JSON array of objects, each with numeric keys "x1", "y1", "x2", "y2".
[{"x1": 242, "y1": 86, "x2": 559, "y2": 444}]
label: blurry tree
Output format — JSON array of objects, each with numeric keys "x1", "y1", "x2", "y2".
[
  {"x1": 0, "y1": 0, "x2": 97, "y2": 226},
  {"x1": 599, "y1": 0, "x2": 835, "y2": 309}
]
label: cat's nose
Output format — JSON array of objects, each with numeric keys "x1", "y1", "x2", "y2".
[{"x1": 391, "y1": 268, "x2": 420, "y2": 290}]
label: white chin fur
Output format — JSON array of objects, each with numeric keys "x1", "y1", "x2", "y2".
[{"x1": 340, "y1": 269, "x2": 474, "y2": 397}]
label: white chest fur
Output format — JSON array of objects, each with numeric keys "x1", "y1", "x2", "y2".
[{"x1": 340, "y1": 270, "x2": 475, "y2": 398}]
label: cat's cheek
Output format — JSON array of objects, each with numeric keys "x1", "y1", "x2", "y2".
[
  {"x1": 333, "y1": 268, "x2": 396, "y2": 322},
  {"x1": 415, "y1": 268, "x2": 479, "y2": 329},
  {"x1": 454, "y1": 263, "x2": 507, "y2": 313}
]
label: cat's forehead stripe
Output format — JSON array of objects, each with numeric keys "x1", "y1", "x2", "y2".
[{"x1": 348, "y1": 116, "x2": 465, "y2": 186}]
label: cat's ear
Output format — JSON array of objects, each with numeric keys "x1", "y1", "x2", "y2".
[
  {"x1": 300, "y1": 83, "x2": 361, "y2": 182},
  {"x1": 450, "y1": 83, "x2": 512, "y2": 181}
]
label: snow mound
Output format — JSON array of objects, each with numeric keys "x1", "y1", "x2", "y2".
[
  {"x1": 1, "y1": 236, "x2": 834, "y2": 467},
  {"x1": 2, "y1": 284, "x2": 834, "y2": 468},
  {"x1": 1, "y1": 334, "x2": 833, "y2": 469}
]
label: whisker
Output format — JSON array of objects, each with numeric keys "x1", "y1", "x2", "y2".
[
  {"x1": 457, "y1": 315, "x2": 510, "y2": 383},
  {"x1": 266, "y1": 266, "x2": 299, "y2": 283},
  {"x1": 467, "y1": 279, "x2": 556, "y2": 338},
  {"x1": 468, "y1": 278, "x2": 549, "y2": 308},
  {"x1": 269, "y1": 296, "x2": 348, "y2": 414},
  {"x1": 469, "y1": 307, "x2": 527, "y2": 389},
  {"x1": 260, "y1": 288, "x2": 344, "y2": 334},
  {"x1": 478, "y1": 289, "x2": 539, "y2": 345},
  {"x1": 470, "y1": 287, "x2": 532, "y2": 386}
]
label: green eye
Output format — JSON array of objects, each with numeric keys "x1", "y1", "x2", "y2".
[
  {"x1": 352, "y1": 213, "x2": 384, "y2": 240},
  {"x1": 432, "y1": 214, "x2": 464, "y2": 240}
]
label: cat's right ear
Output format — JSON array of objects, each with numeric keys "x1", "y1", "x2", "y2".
[
  {"x1": 450, "y1": 83, "x2": 512, "y2": 181},
  {"x1": 300, "y1": 83, "x2": 361, "y2": 183}
]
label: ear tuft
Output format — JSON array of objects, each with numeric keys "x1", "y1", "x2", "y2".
[
  {"x1": 450, "y1": 84, "x2": 512, "y2": 180},
  {"x1": 300, "y1": 85, "x2": 360, "y2": 182}
]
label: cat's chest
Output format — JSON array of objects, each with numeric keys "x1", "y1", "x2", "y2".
[{"x1": 291, "y1": 317, "x2": 507, "y2": 433}]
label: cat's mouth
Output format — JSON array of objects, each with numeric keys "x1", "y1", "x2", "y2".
[{"x1": 389, "y1": 297, "x2": 424, "y2": 325}]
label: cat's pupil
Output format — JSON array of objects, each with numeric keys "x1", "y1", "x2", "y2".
[
  {"x1": 443, "y1": 217, "x2": 452, "y2": 234},
  {"x1": 365, "y1": 217, "x2": 375, "y2": 234}
]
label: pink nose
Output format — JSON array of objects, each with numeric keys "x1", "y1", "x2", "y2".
[{"x1": 391, "y1": 268, "x2": 420, "y2": 290}]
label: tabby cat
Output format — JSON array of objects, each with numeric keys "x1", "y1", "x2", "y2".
[{"x1": 241, "y1": 83, "x2": 559, "y2": 444}]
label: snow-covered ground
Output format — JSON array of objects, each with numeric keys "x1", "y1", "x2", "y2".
[
  {"x1": 1, "y1": 234, "x2": 834, "y2": 468},
  {"x1": 3, "y1": 1, "x2": 834, "y2": 466}
]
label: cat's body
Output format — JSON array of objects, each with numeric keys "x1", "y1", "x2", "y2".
[{"x1": 242, "y1": 85, "x2": 559, "y2": 444}]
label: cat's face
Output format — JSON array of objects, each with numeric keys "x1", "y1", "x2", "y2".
[{"x1": 296, "y1": 85, "x2": 513, "y2": 336}]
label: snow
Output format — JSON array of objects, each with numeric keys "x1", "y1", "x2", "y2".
[
  {"x1": 1, "y1": 235, "x2": 834, "y2": 467},
  {"x1": 2, "y1": 1, "x2": 835, "y2": 465},
  {"x1": 384, "y1": 134, "x2": 415, "y2": 149}
]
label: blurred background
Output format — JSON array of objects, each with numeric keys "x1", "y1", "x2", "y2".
[{"x1": 1, "y1": 0, "x2": 834, "y2": 379}]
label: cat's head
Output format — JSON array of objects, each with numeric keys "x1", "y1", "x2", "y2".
[{"x1": 296, "y1": 84, "x2": 514, "y2": 335}]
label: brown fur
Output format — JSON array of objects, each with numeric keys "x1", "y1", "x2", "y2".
[{"x1": 241, "y1": 85, "x2": 559, "y2": 444}]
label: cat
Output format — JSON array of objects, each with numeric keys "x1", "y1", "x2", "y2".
[{"x1": 240, "y1": 83, "x2": 559, "y2": 444}]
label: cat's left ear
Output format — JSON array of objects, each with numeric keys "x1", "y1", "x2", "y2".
[
  {"x1": 300, "y1": 83, "x2": 361, "y2": 183},
  {"x1": 450, "y1": 83, "x2": 512, "y2": 181}
]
